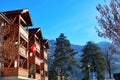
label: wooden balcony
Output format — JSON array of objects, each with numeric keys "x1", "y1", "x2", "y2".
[
  {"x1": 44, "y1": 63, "x2": 48, "y2": 71},
  {"x1": 19, "y1": 25, "x2": 28, "y2": 42},
  {"x1": 41, "y1": 51, "x2": 47, "y2": 60},
  {"x1": 35, "y1": 73, "x2": 41, "y2": 80},
  {"x1": 18, "y1": 68, "x2": 28, "y2": 77},
  {"x1": 44, "y1": 51, "x2": 47, "y2": 60},
  {"x1": 40, "y1": 63, "x2": 47, "y2": 71},
  {"x1": 41, "y1": 50, "x2": 48, "y2": 60},
  {"x1": 19, "y1": 45, "x2": 28, "y2": 58},
  {"x1": 1, "y1": 67, "x2": 28, "y2": 77},
  {"x1": 35, "y1": 56, "x2": 41, "y2": 66},
  {"x1": 40, "y1": 63, "x2": 44, "y2": 70},
  {"x1": 45, "y1": 76, "x2": 48, "y2": 80}
]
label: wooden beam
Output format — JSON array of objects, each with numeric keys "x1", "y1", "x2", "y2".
[
  {"x1": 21, "y1": 59, "x2": 26, "y2": 68},
  {"x1": 20, "y1": 15, "x2": 27, "y2": 25},
  {"x1": 0, "y1": 13, "x2": 11, "y2": 24},
  {"x1": 11, "y1": 16, "x2": 17, "y2": 24},
  {"x1": 8, "y1": 55, "x2": 17, "y2": 69}
]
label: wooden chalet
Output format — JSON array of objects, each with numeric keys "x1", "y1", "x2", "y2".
[
  {"x1": 29, "y1": 28, "x2": 49, "y2": 80},
  {"x1": 40, "y1": 39, "x2": 49, "y2": 80},
  {"x1": 0, "y1": 9, "x2": 49, "y2": 80}
]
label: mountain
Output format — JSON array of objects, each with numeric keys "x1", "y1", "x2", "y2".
[
  {"x1": 48, "y1": 40, "x2": 113, "y2": 57},
  {"x1": 48, "y1": 39, "x2": 83, "y2": 55},
  {"x1": 48, "y1": 40, "x2": 120, "y2": 79}
]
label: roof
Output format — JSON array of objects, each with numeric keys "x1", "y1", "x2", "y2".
[
  {"x1": 43, "y1": 39, "x2": 49, "y2": 49},
  {"x1": 1, "y1": 9, "x2": 33, "y2": 27},
  {"x1": 29, "y1": 28, "x2": 40, "y2": 32},
  {"x1": 29, "y1": 28, "x2": 49, "y2": 49},
  {"x1": 29, "y1": 28, "x2": 43, "y2": 40}
]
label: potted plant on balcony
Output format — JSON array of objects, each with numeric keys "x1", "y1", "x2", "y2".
[{"x1": 29, "y1": 64, "x2": 35, "y2": 78}]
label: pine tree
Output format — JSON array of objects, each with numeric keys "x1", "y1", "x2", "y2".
[
  {"x1": 53, "y1": 33, "x2": 77, "y2": 80},
  {"x1": 80, "y1": 41, "x2": 106, "y2": 80}
]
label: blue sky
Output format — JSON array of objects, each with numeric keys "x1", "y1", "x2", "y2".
[{"x1": 0, "y1": 0, "x2": 107, "y2": 45}]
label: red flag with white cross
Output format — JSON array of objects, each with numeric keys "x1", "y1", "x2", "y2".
[{"x1": 30, "y1": 44, "x2": 37, "y2": 54}]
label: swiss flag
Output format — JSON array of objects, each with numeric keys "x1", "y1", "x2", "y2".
[{"x1": 30, "y1": 44, "x2": 37, "y2": 54}]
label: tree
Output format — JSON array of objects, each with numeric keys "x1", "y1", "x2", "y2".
[
  {"x1": 96, "y1": 0, "x2": 120, "y2": 54},
  {"x1": 53, "y1": 33, "x2": 78, "y2": 80},
  {"x1": 29, "y1": 64, "x2": 36, "y2": 78},
  {"x1": 0, "y1": 20, "x2": 18, "y2": 68},
  {"x1": 102, "y1": 43, "x2": 117, "y2": 79},
  {"x1": 104, "y1": 51, "x2": 115, "y2": 79},
  {"x1": 48, "y1": 68, "x2": 57, "y2": 80},
  {"x1": 80, "y1": 41, "x2": 106, "y2": 80}
]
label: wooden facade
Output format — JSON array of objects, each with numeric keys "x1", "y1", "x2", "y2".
[
  {"x1": 29, "y1": 28, "x2": 49, "y2": 80},
  {"x1": 0, "y1": 9, "x2": 49, "y2": 80}
]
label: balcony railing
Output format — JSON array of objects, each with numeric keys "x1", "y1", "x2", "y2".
[
  {"x1": 18, "y1": 68, "x2": 29, "y2": 77},
  {"x1": 44, "y1": 76, "x2": 48, "y2": 80},
  {"x1": 35, "y1": 56, "x2": 41, "y2": 66},
  {"x1": 35, "y1": 73, "x2": 41, "y2": 80},
  {"x1": 40, "y1": 63, "x2": 44, "y2": 70},
  {"x1": 19, "y1": 25, "x2": 28, "y2": 42},
  {"x1": 19, "y1": 44, "x2": 28, "y2": 58},
  {"x1": 44, "y1": 51, "x2": 47, "y2": 60},
  {"x1": 44, "y1": 63, "x2": 48, "y2": 71},
  {"x1": 40, "y1": 63, "x2": 48, "y2": 71},
  {"x1": 1, "y1": 67, "x2": 28, "y2": 77}
]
